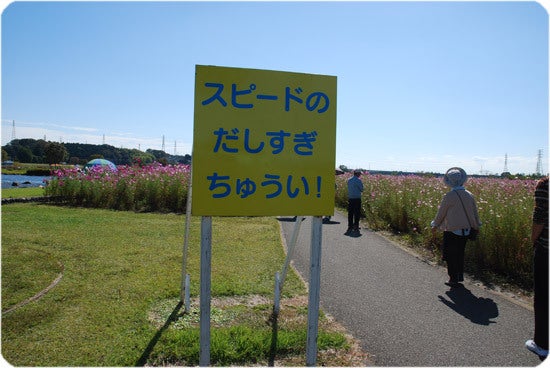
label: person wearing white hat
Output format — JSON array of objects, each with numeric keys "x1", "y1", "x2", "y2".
[{"x1": 431, "y1": 167, "x2": 481, "y2": 287}]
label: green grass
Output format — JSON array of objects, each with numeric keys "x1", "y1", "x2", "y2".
[
  {"x1": 2, "y1": 187, "x2": 45, "y2": 199},
  {"x1": 147, "y1": 300, "x2": 349, "y2": 366},
  {"x1": 2, "y1": 162, "x2": 70, "y2": 175},
  {"x1": 2, "y1": 246, "x2": 61, "y2": 311},
  {"x1": 1, "y1": 204, "x2": 357, "y2": 366}
]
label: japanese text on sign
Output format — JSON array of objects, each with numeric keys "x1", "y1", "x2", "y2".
[
  {"x1": 201, "y1": 83, "x2": 330, "y2": 113},
  {"x1": 192, "y1": 65, "x2": 337, "y2": 216}
]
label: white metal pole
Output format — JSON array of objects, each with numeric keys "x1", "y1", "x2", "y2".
[
  {"x1": 185, "y1": 274, "x2": 191, "y2": 314},
  {"x1": 280, "y1": 216, "x2": 304, "y2": 290},
  {"x1": 199, "y1": 216, "x2": 212, "y2": 367},
  {"x1": 306, "y1": 216, "x2": 322, "y2": 366},
  {"x1": 181, "y1": 160, "x2": 193, "y2": 304},
  {"x1": 274, "y1": 271, "x2": 281, "y2": 315}
]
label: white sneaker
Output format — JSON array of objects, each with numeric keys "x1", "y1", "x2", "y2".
[{"x1": 526, "y1": 339, "x2": 548, "y2": 357}]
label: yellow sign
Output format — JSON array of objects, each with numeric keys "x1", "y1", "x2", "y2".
[{"x1": 192, "y1": 65, "x2": 336, "y2": 216}]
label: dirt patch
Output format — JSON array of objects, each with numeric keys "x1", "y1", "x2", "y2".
[{"x1": 148, "y1": 295, "x2": 373, "y2": 366}]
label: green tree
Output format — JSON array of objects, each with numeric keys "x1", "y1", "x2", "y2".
[
  {"x1": 31, "y1": 139, "x2": 48, "y2": 161},
  {"x1": 45, "y1": 142, "x2": 68, "y2": 165},
  {"x1": 16, "y1": 146, "x2": 33, "y2": 162},
  {"x1": 146, "y1": 149, "x2": 168, "y2": 161}
]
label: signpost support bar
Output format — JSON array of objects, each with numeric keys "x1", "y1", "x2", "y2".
[
  {"x1": 280, "y1": 216, "x2": 304, "y2": 290},
  {"x1": 274, "y1": 271, "x2": 281, "y2": 315},
  {"x1": 185, "y1": 274, "x2": 191, "y2": 313},
  {"x1": 199, "y1": 216, "x2": 212, "y2": 367},
  {"x1": 180, "y1": 161, "x2": 193, "y2": 306},
  {"x1": 306, "y1": 216, "x2": 322, "y2": 366}
]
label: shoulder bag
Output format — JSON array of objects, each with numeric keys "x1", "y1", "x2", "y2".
[{"x1": 455, "y1": 190, "x2": 479, "y2": 241}]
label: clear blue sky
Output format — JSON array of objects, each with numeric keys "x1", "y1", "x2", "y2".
[{"x1": 2, "y1": 1, "x2": 548, "y2": 175}]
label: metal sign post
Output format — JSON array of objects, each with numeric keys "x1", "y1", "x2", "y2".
[
  {"x1": 306, "y1": 216, "x2": 323, "y2": 366},
  {"x1": 199, "y1": 216, "x2": 212, "y2": 367},
  {"x1": 192, "y1": 65, "x2": 336, "y2": 366},
  {"x1": 180, "y1": 160, "x2": 193, "y2": 310}
]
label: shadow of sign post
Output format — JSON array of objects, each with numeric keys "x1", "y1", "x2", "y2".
[{"x1": 136, "y1": 301, "x2": 183, "y2": 366}]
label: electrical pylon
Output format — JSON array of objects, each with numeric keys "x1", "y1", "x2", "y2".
[{"x1": 536, "y1": 149, "x2": 543, "y2": 175}]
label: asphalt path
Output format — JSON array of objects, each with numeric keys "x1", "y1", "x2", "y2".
[{"x1": 278, "y1": 210, "x2": 542, "y2": 366}]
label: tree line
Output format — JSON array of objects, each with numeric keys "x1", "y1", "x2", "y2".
[{"x1": 2, "y1": 139, "x2": 191, "y2": 166}]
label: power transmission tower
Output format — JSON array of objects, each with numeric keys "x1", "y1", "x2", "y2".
[
  {"x1": 174, "y1": 141, "x2": 177, "y2": 155},
  {"x1": 536, "y1": 149, "x2": 543, "y2": 175},
  {"x1": 103, "y1": 134, "x2": 106, "y2": 145},
  {"x1": 11, "y1": 120, "x2": 15, "y2": 141},
  {"x1": 503, "y1": 153, "x2": 508, "y2": 173},
  {"x1": 162, "y1": 135, "x2": 165, "y2": 152}
]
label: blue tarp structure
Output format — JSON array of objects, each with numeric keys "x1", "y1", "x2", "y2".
[{"x1": 84, "y1": 159, "x2": 117, "y2": 171}]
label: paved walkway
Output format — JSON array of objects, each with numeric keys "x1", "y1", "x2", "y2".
[{"x1": 278, "y1": 210, "x2": 541, "y2": 366}]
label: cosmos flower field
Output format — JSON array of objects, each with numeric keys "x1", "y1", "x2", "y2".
[
  {"x1": 336, "y1": 173, "x2": 539, "y2": 287},
  {"x1": 46, "y1": 162, "x2": 191, "y2": 213},
  {"x1": 46, "y1": 164, "x2": 539, "y2": 287}
]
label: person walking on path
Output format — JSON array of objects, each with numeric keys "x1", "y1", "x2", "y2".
[
  {"x1": 431, "y1": 167, "x2": 481, "y2": 287},
  {"x1": 346, "y1": 169, "x2": 364, "y2": 235},
  {"x1": 525, "y1": 176, "x2": 549, "y2": 359}
]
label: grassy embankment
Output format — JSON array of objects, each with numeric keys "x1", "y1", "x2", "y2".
[
  {"x1": 2, "y1": 187, "x2": 45, "y2": 198},
  {"x1": 1, "y1": 162, "x2": 65, "y2": 175}
]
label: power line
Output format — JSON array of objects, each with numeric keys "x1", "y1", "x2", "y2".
[{"x1": 1, "y1": 119, "x2": 189, "y2": 154}]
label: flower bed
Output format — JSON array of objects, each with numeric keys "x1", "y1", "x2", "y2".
[
  {"x1": 336, "y1": 173, "x2": 538, "y2": 287},
  {"x1": 45, "y1": 163, "x2": 190, "y2": 213}
]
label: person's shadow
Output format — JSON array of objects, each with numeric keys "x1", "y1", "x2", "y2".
[{"x1": 438, "y1": 286, "x2": 498, "y2": 325}]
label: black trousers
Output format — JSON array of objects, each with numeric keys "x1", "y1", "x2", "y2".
[
  {"x1": 347, "y1": 198, "x2": 361, "y2": 229},
  {"x1": 442, "y1": 231, "x2": 467, "y2": 282},
  {"x1": 534, "y1": 243, "x2": 549, "y2": 349}
]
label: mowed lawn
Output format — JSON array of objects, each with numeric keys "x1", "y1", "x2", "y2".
[
  {"x1": 2, "y1": 187, "x2": 45, "y2": 198},
  {"x1": 1, "y1": 203, "x2": 315, "y2": 366}
]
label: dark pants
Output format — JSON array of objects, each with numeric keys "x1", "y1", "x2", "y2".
[
  {"x1": 347, "y1": 198, "x2": 361, "y2": 230},
  {"x1": 442, "y1": 231, "x2": 467, "y2": 283},
  {"x1": 534, "y1": 243, "x2": 549, "y2": 349}
]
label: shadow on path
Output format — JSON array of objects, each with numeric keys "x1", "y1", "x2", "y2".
[
  {"x1": 276, "y1": 217, "x2": 304, "y2": 222},
  {"x1": 276, "y1": 217, "x2": 340, "y2": 225},
  {"x1": 438, "y1": 286, "x2": 498, "y2": 325},
  {"x1": 344, "y1": 231, "x2": 362, "y2": 238}
]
